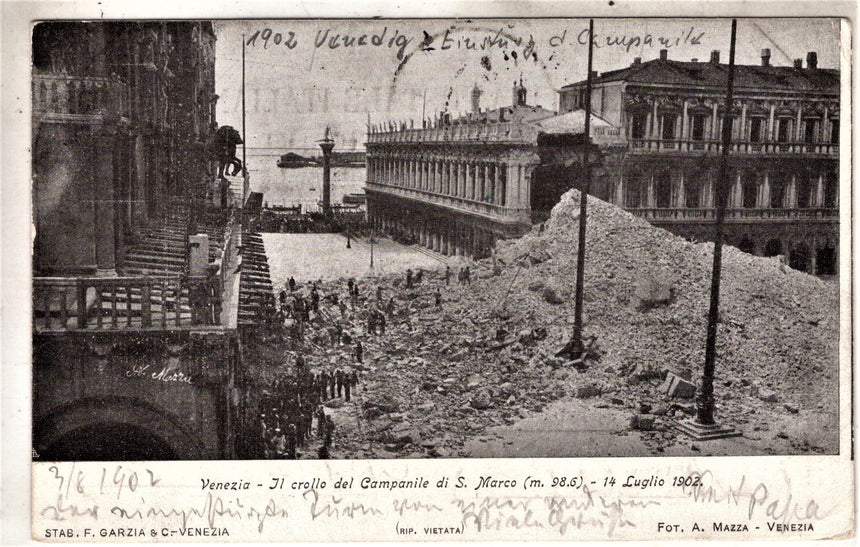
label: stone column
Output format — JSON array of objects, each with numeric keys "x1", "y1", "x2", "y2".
[
  {"x1": 675, "y1": 172, "x2": 686, "y2": 208},
  {"x1": 760, "y1": 172, "x2": 770, "y2": 208},
  {"x1": 787, "y1": 174, "x2": 797, "y2": 208},
  {"x1": 768, "y1": 104, "x2": 776, "y2": 142},
  {"x1": 482, "y1": 164, "x2": 489, "y2": 203},
  {"x1": 815, "y1": 173, "x2": 825, "y2": 207},
  {"x1": 681, "y1": 100, "x2": 689, "y2": 140},
  {"x1": 711, "y1": 103, "x2": 719, "y2": 140},
  {"x1": 728, "y1": 173, "x2": 741, "y2": 208},
  {"x1": 646, "y1": 174, "x2": 655, "y2": 208},
  {"x1": 94, "y1": 131, "x2": 117, "y2": 273},
  {"x1": 497, "y1": 163, "x2": 505, "y2": 206},
  {"x1": 615, "y1": 171, "x2": 625, "y2": 206},
  {"x1": 523, "y1": 165, "x2": 533, "y2": 209},
  {"x1": 651, "y1": 101, "x2": 659, "y2": 138},
  {"x1": 505, "y1": 163, "x2": 518, "y2": 208},
  {"x1": 457, "y1": 162, "x2": 464, "y2": 198},
  {"x1": 493, "y1": 163, "x2": 501, "y2": 205},
  {"x1": 795, "y1": 105, "x2": 803, "y2": 142}
]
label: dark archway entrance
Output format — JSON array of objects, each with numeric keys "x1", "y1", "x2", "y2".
[
  {"x1": 764, "y1": 239, "x2": 782, "y2": 257},
  {"x1": 816, "y1": 247, "x2": 837, "y2": 275},
  {"x1": 737, "y1": 236, "x2": 755, "y2": 255},
  {"x1": 789, "y1": 244, "x2": 811, "y2": 272},
  {"x1": 40, "y1": 422, "x2": 179, "y2": 461}
]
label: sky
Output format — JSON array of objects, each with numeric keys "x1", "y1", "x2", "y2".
[{"x1": 214, "y1": 18, "x2": 843, "y2": 154}]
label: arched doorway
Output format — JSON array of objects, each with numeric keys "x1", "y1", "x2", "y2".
[
  {"x1": 764, "y1": 239, "x2": 782, "y2": 257},
  {"x1": 816, "y1": 246, "x2": 837, "y2": 275},
  {"x1": 34, "y1": 396, "x2": 205, "y2": 461},
  {"x1": 40, "y1": 422, "x2": 179, "y2": 461},
  {"x1": 737, "y1": 236, "x2": 755, "y2": 255},
  {"x1": 789, "y1": 244, "x2": 811, "y2": 272}
]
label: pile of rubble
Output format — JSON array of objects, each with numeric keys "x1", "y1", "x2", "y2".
[{"x1": 257, "y1": 189, "x2": 840, "y2": 458}]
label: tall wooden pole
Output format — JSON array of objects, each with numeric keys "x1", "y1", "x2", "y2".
[
  {"x1": 570, "y1": 18, "x2": 595, "y2": 358},
  {"x1": 698, "y1": 19, "x2": 737, "y2": 426},
  {"x1": 241, "y1": 33, "x2": 247, "y2": 204}
]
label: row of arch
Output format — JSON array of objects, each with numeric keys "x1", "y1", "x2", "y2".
[
  {"x1": 622, "y1": 167, "x2": 838, "y2": 210},
  {"x1": 36, "y1": 78, "x2": 113, "y2": 115},
  {"x1": 732, "y1": 236, "x2": 838, "y2": 275}
]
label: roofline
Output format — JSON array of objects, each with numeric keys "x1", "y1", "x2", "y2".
[
  {"x1": 559, "y1": 59, "x2": 840, "y2": 90},
  {"x1": 560, "y1": 80, "x2": 839, "y2": 97}
]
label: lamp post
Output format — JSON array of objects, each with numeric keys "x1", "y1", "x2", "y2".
[
  {"x1": 676, "y1": 19, "x2": 741, "y2": 441},
  {"x1": 557, "y1": 18, "x2": 594, "y2": 362}
]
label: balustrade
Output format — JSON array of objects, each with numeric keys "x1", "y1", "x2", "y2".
[
  {"x1": 366, "y1": 181, "x2": 530, "y2": 221},
  {"x1": 628, "y1": 138, "x2": 838, "y2": 156},
  {"x1": 33, "y1": 74, "x2": 128, "y2": 120},
  {"x1": 366, "y1": 121, "x2": 538, "y2": 144},
  {"x1": 629, "y1": 207, "x2": 839, "y2": 221}
]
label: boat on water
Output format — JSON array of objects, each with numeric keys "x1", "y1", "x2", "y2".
[{"x1": 277, "y1": 152, "x2": 316, "y2": 168}]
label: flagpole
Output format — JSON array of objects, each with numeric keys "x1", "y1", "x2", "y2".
[{"x1": 241, "y1": 32, "x2": 247, "y2": 203}]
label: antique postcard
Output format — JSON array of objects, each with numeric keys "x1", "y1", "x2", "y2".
[{"x1": 2, "y1": 0, "x2": 854, "y2": 543}]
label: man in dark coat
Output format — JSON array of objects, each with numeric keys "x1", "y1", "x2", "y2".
[{"x1": 344, "y1": 373, "x2": 351, "y2": 402}]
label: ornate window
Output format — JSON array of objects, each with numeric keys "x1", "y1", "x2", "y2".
[
  {"x1": 776, "y1": 118, "x2": 791, "y2": 143},
  {"x1": 630, "y1": 113, "x2": 647, "y2": 139},
  {"x1": 684, "y1": 176, "x2": 701, "y2": 209},
  {"x1": 830, "y1": 118, "x2": 839, "y2": 144},
  {"x1": 660, "y1": 114, "x2": 676, "y2": 140},
  {"x1": 625, "y1": 173, "x2": 644, "y2": 208},
  {"x1": 655, "y1": 170, "x2": 672, "y2": 208},
  {"x1": 749, "y1": 117, "x2": 763, "y2": 143},
  {"x1": 770, "y1": 178, "x2": 786, "y2": 208},
  {"x1": 742, "y1": 176, "x2": 758, "y2": 208},
  {"x1": 691, "y1": 115, "x2": 706, "y2": 141},
  {"x1": 803, "y1": 119, "x2": 817, "y2": 144}
]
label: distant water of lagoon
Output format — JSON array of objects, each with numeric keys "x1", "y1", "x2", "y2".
[{"x1": 245, "y1": 151, "x2": 366, "y2": 213}]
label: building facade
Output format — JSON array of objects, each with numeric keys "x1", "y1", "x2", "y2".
[
  {"x1": 32, "y1": 21, "x2": 218, "y2": 275},
  {"x1": 558, "y1": 48, "x2": 840, "y2": 274},
  {"x1": 31, "y1": 22, "x2": 262, "y2": 461},
  {"x1": 365, "y1": 80, "x2": 623, "y2": 258}
]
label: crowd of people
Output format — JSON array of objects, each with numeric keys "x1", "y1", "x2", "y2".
[
  {"x1": 258, "y1": 354, "x2": 362, "y2": 459},
  {"x1": 257, "y1": 260, "x2": 465, "y2": 459}
]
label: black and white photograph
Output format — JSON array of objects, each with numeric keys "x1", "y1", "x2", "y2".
[{"x1": 30, "y1": 17, "x2": 845, "y2": 465}]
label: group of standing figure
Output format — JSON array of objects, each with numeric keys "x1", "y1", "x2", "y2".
[{"x1": 259, "y1": 367, "x2": 333, "y2": 460}]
